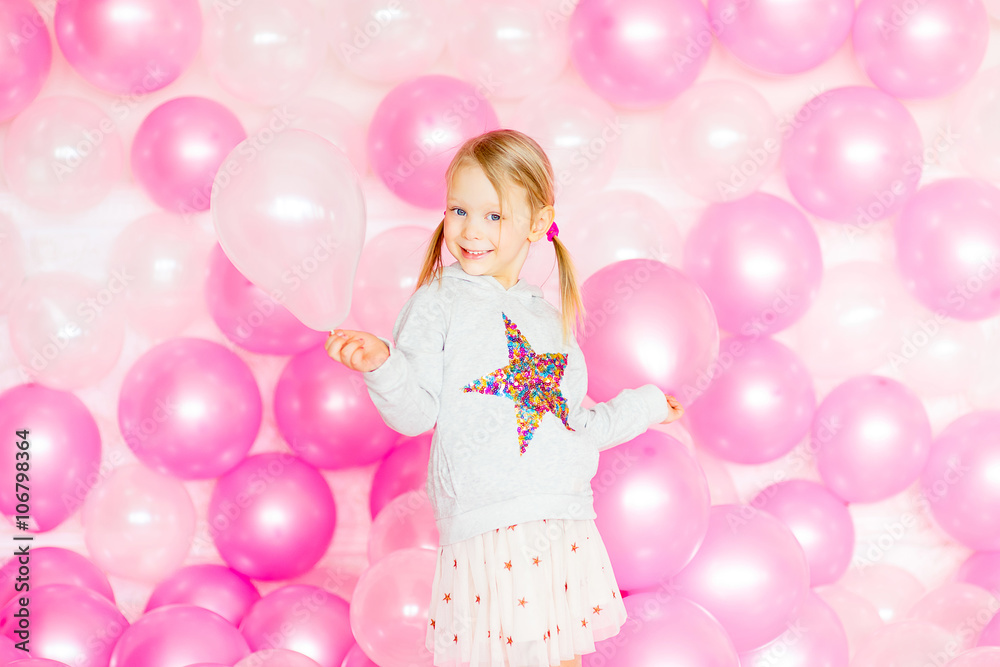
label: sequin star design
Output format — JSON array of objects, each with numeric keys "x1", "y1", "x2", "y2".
[{"x1": 462, "y1": 313, "x2": 575, "y2": 455}]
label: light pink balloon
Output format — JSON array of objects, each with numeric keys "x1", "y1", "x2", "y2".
[
  {"x1": 921, "y1": 411, "x2": 1000, "y2": 551},
  {"x1": 3, "y1": 96, "x2": 123, "y2": 213},
  {"x1": 908, "y1": 582, "x2": 1000, "y2": 650},
  {"x1": 369, "y1": 433, "x2": 431, "y2": 518},
  {"x1": 814, "y1": 585, "x2": 885, "y2": 657},
  {"x1": 0, "y1": 384, "x2": 102, "y2": 532},
  {"x1": 749, "y1": 480, "x2": 854, "y2": 586},
  {"x1": 895, "y1": 179, "x2": 1000, "y2": 322},
  {"x1": 209, "y1": 453, "x2": 336, "y2": 580},
  {"x1": 131, "y1": 97, "x2": 247, "y2": 214},
  {"x1": 981, "y1": 613, "x2": 1000, "y2": 646},
  {"x1": 708, "y1": 0, "x2": 853, "y2": 74},
  {"x1": 368, "y1": 489, "x2": 438, "y2": 563},
  {"x1": 853, "y1": 0, "x2": 989, "y2": 99},
  {"x1": 812, "y1": 375, "x2": 931, "y2": 503},
  {"x1": 851, "y1": 619, "x2": 954, "y2": 667},
  {"x1": 685, "y1": 336, "x2": 816, "y2": 464},
  {"x1": 739, "y1": 592, "x2": 849, "y2": 667},
  {"x1": 957, "y1": 551, "x2": 1000, "y2": 598},
  {"x1": 367, "y1": 75, "x2": 500, "y2": 209},
  {"x1": 952, "y1": 67, "x2": 1000, "y2": 182},
  {"x1": 110, "y1": 604, "x2": 250, "y2": 667},
  {"x1": 894, "y1": 311, "x2": 991, "y2": 398},
  {"x1": 145, "y1": 564, "x2": 260, "y2": 627},
  {"x1": 235, "y1": 649, "x2": 321, "y2": 667},
  {"x1": 284, "y1": 97, "x2": 368, "y2": 177},
  {"x1": 274, "y1": 344, "x2": 398, "y2": 469},
  {"x1": 349, "y1": 548, "x2": 436, "y2": 667},
  {"x1": 241, "y1": 585, "x2": 353, "y2": 667},
  {"x1": 0, "y1": 547, "x2": 113, "y2": 609},
  {"x1": 0, "y1": 214, "x2": 25, "y2": 314},
  {"x1": 839, "y1": 563, "x2": 926, "y2": 623},
  {"x1": 568, "y1": 0, "x2": 711, "y2": 109},
  {"x1": 0, "y1": 0, "x2": 51, "y2": 123},
  {"x1": 0, "y1": 584, "x2": 128, "y2": 666},
  {"x1": 948, "y1": 648, "x2": 1000, "y2": 667},
  {"x1": 594, "y1": 431, "x2": 710, "y2": 590},
  {"x1": 782, "y1": 86, "x2": 922, "y2": 224},
  {"x1": 661, "y1": 81, "x2": 780, "y2": 202},
  {"x1": 202, "y1": 0, "x2": 325, "y2": 105},
  {"x1": 54, "y1": 0, "x2": 200, "y2": 94},
  {"x1": 212, "y1": 129, "x2": 366, "y2": 332},
  {"x1": 684, "y1": 192, "x2": 822, "y2": 336},
  {"x1": 579, "y1": 259, "x2": 719, "y2": 404},
  {"x1": 350, "y1": 226, "x2": 434, "y2": 337},
  {"x1": 693, "y1": 449, "x2": 738, "y2": 505}
]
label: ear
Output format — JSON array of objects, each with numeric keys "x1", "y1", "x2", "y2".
[{"x1": 527, "y1": 205, "x2": 555, "y2": 243}]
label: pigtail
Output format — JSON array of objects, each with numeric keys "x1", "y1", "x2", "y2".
[
  {"x1": 414, "y1": 219, "x2": 447, "y2": 294},
  {"x1": 551, "y1": 234, "x2": 586, "y2": 347}
]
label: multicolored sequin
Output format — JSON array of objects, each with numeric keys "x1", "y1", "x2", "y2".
[{"x1": 462, "y1": 312, "x2": 575, "y2": 455}]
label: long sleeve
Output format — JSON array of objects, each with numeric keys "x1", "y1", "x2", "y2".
[{"x1": 361, "y1": 285, "x2": 448, "y2": 437}]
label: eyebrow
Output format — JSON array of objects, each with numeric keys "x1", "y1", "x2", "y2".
[{"x1": 447, "y1": 198, "x2": 501, "y2": 208}]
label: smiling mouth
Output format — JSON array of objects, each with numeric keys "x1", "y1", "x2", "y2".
[{"x1": 462, "y1": 248, "x2": 492, "y2": 259}]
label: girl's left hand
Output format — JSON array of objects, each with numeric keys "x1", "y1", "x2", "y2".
[{"x1": 660, "y1": 394, "x2": 684, "y2": 424}]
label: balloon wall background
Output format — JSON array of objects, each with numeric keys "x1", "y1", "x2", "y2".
[{"x1": 1, "y1": 0, "x2": 1000, "y2": 665}]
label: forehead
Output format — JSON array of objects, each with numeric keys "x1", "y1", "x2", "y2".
[{"x1": 448, "y1": 163, "x2": 528, "y2": 210}]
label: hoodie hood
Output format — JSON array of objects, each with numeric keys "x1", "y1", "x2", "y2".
[{"x1": 441, "y1": 261, "x2": 543, "y2": 299}]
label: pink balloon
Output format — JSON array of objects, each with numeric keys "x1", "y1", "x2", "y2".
[
  {"x1": 241, "y1": 586, "x2": 353, "y2": 667},
  {"x1": 739, "y1": 592, "x2": 848, "y2": 667},
  {"x1": 284, "y1": 97, "x2": 368, "y2": 177},
  {"x1": 368, "y1": 75, "x2": 500, "y2": 209},
  {"x1": 274, "y1": 344, "x2": 398, "y2": 469},
  {"x1": 908, "y1": 582, "x2": 1000, "y2": 650},
  {"x1": 132, "y1": 97, "x2": 247, "y2": 214},
  {"x1": 851, "y1": 619, "x2": 954, "y2": 667},
  {"x1": 110, "y1": 604, "x2": 250, "y2": 667},
  {"x1": 593, "y1": 431, "x2": 710, "y2": 590},
  {"x1": 683, "y1": 193, "x2": 822, "y2": 336},
  {"x1": 1, "y1": 636, "x2": 24, "y2": 663},
  {"x1": 671, "y1": 504, "x2": 810, "y2": 652},
  {"x1": 749, "y1": 480, "x2": 854, "y2": 587},
  {"x1": 579, "y1": 259, "x2": 719, "y2": 404},
  {"x1": 0, "y1": 547, "x2": 114, "y2": 609},
  {"x1": 145, "y1": 564, "x2": 260, "y2": 627},
  {"x1": 0, "y1": 584, "x2": 129, "y2": 667},
  {"x1": 693, "y1": 449, "x2": 739, "y2": 505},
  {"x1": 0, "y1": 0, "x2": 51, "y2": 123},
  {"x1": 54, "y1": 0, "x2": 201, "y2": 94},
  {"x1": 568, "y1": 0, "x2": 711, "y2": 109},
  {"x1": 707, "y1": 0, "x2": 853, "y2": 74},
  {"x1": 235, "y1": 649, "x2": 321, "y2": 667},
  {"x1": 921, "y1": 411, "x2": 1000, "y2": 551},
  {"x1": 11, "y1": 660, "x2": 69, "y2": 666},
  {"x1": 369, "y1": 433, "x2": 431, "y2": 519},
  {"x1": 813, "y1": 375, "x2": 931, "y2": 503},
  {"x1": 368, "y1": 489, "x2": 438, "y2": 563},
  {"x1": 0, "y1": 214, "x2": 25, "y2": 314},
  {"x1": 212, "y1": 129, "x2": 366, "y2": 332},
  {"x1": 83, "y1": 464, "x2": 196, "y2": 582},
  {"x1": 118, "y1": 337, "x2": 261, "y2": 479},
  {"x1": 209, "y1": 453, "x2": 336, "y2": 580},
  {"x1": 0, "y1": 384, "x2": 102, "y2": 531},
  {"x1": 853, "y1": 0, "x2": 989, "y2": 99},
  {"x1": 895, "y1": 179, "x2": 1000, "y2": 321},
  {"x1": 685, "y1": 336, "x2": 816, "y2": 464},
  {"x1": 981, "y1": 612, "x2": 1000, "y2": 646},
  {"x1": 952, "y1": 67, "x2": 1000, "y2": 182},
  {"x1": 782, "y1": 86, "x2": 922, "y2": 224},
  {"x1": 948, "y1": 648, "x2": 1000, "y2": 667},
  {"x1": 958, "y1": 551, "x2": 1000, "y2": 598},
  {"x1": 350, "y1": 548, "x2": 436, "y2": 667},
  {"x1": 839, "y1": 563, "x2": 926, "y2": 624},
  {"x1": 341, "y1": 644, "x2": 378, "y2": 667},
  {"x1": 814, "y1": 585, "x2": 885, "y2": 656}
]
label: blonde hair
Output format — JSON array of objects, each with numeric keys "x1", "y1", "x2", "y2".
[{"x1": 414, "y1": 129, "x2": 586, "y2": 346}]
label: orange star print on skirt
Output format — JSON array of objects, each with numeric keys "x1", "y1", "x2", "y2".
[{"x1": 425, "y1": 517, "x2": 627, "y2": 667}]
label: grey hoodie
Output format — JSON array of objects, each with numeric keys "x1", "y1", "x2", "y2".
[{"x1": 362, "y1": 261, "x2": 671, "y2": 545}]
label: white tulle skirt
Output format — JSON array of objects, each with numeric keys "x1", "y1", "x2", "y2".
[{"x1": 425, "y1": 517, "x2": 627, "y2": 667}]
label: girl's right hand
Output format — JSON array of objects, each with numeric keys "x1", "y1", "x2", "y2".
[
  {"x1": 325, "y1": 329, "x2": 390, "y2": 373},
  {"x1": 660, "y1": 394, "x2": 684, "y2": 424}
]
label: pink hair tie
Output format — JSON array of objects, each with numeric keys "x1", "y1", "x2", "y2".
[{"x1": 546, "y1": 221, "x2": 559, "y2": 242}]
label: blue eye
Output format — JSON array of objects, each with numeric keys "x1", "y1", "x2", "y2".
[
  {"x1": 451, "y1": 207, "x2": 466, "y2": 216},
  {"x1": 489, "y1": 213, "x2": 501, "y2": 221}
]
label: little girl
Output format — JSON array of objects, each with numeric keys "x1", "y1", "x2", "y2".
[{"x1": 326, "y1": 129, "x2": 684, "y2": 667}]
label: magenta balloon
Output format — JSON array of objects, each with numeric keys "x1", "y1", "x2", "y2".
[
  {"x1": 0, "y1": 547, "x2": 114, "y2": 609},
  {"x1": 11, "y1": 660, "x2": 70, "y2": 666},
  {"x1": 981, "y1": 613, "x2": 1000, "y2": 647},
  {"x1": 1, "y1": 637, "x2": 23, "y2": 663},
  {"x1": 132, "y1": 97, "x2": 247, "y2": 214},
  {"x1": 205, "y1": 244, "x2": 326, "y2": 355},
  {"x1": 895, "y1": 179, "x2": 1000, "y2": 321},
  {"x1": 782, "y1": 86, "x2": 923, "y2": 224},
  {"x1": 568, "y1": 0, "x2": 710, "y2": 109},
  {"x1": 0, "y1": 384, "x2": 101, "y2": 531},
  {"x1": 145, "y1": 564, "x2": 260, "y2": 627},
  {"x1": 685, "y1": 336, "x2": 815, "y2": 464},
  {"x1": 110, "y1": 604, "x2": 250, "y2": 667},
  {"x1": 853, "y1": 0, "x2": 988, "y2": 99},
  {"x1": 368, "y1": 489, "x2": 438, "y2": 563},
  {"x1": 54, "y1": 0, "x2": 201, "y2": 94},
  {"x1": 367, "y1": 75, "x2": 500, "y2": 209},
  {"x1": 0, "y1": 584, "x2": 128, "y2": 666},
  {"x1": 921, "y1": 411, "x2": 1000, "y2": 551},
  {"x1": 369, "y1": 433, "x2": 432, "y2": 519},
  {"x1": 118, "y1": 337, "x2": 261, "y2": 479},
  {"x1": 209, "y1": 453, "x2": 336, "y2": 580},
  {"x1": 0, "y1": 0, "x2": 51, "y2": 123},
  {"x1": 274, "y1": 344, "x2": 398, "y2": 469},
  {"x1": 579, "y1": 259, "x2": 719, "y2": 404},
  {"x1": 341, "y1": 643, "x2": 378, "y2": 667},
  {"x1": 592, "y1": 431, "x2": 710, "y2": 590},
  {"x1": 683, "y1": 193, "x2": 822, "y2": 336},
  {"x1": 240, "y1": 585, "x2": 353, "y2": 667},
  {"x1": 671, "y1": 504, "x2": 810, "y2": 652},
  {"x1": 707, "y1": 0, "x2": 853, "y2": 74},
  {"x1": 739, "y1": 592, "x2": 849, "y2": 667},
  {"x1": 813, "y1": 375, "x2": 931, "y2": 503},
  {"x1": 957, "y1": 551, "x2": 1000, "y2": 598}
]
